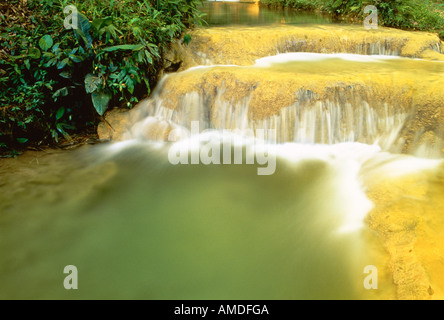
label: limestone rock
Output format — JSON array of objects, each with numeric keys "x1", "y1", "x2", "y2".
[{"x1": 97, "y1": 108, "x2": 131, "y2": 141}]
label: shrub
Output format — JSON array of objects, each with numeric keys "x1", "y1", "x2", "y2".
[{"x1": 0, "y1": 0, "x2": 204, "y2": 155}]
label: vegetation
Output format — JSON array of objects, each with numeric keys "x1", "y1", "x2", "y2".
[
  {"x1": 260, "y1": 0, "x2": 444, "y2": 38},
  {"x1": 2, "y1": 0, "x2": 443, "y2": 156},
  {"x1": 0, "y1": 0, "x2": 204, "y2": 156}
]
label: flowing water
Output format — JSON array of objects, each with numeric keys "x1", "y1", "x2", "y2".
[{"x1": 1, "y1": 2, "x2": 444, "y2": 300}]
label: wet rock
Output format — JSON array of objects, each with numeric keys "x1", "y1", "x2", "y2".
[
  {"x1": 367, "y1": 168, "x2": 444, "y2": 300},
  {"x1": 178, "y1": 25, "x2": 444, "y2": 69},
  {"x1": 97, "y1": 108, "x2": 131, "y2": 141}
]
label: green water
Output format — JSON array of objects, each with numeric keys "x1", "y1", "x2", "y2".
[
  {"x1": 200, "y1": 1, "x2": 332, "y2": 26},
  {"x1": 0, "y1": 143, "x2": 386, "y2": 299}
]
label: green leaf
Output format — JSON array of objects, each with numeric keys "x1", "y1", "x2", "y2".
[
  {"x1": 332, "y1": 0, "x2": 343, "y2": 8},
  {"x1": 57, "y1": 58, "x2": 70, "y2": 70},
  {"x1": 184, "y1": 34, "x2": 192, "y2": 46},
  {"x1": 14, "y1": 64, "x2": 21, "y2": 75},
  {"x1": 74, "y1": 14, "x2": 93, "y2": 48},
  {"x1": 56, "y1": 107, "x2": 65, "y2": 120},
  {"x1": 79, "y1": 13, "x2": 92, "y2": 41},
  {"x1": 52, "y1": 87, "x2": 69, "y2": 100},
  {"x1": 127, "y1": 82, "x2": 135, "y2": 94},
  {"x1": 59, "y1": 71, "x2": 72, "y2": 79},
  {"x1": 51, "y1": 129, "x2": 59, "y2": 142},
  {"x1": 91, "y1": 92, "x2": 111, "y2": 116},
  {"x1": 102, "y1": 44, "x2": 145, "y2": 52},
  {"x1": 108, "y1": 64, "x2": 118, "y2": 72},
  {"x1": 145, "y1": 43, "x2": 160, "y2": 59},
  {"x1": 42, "y1": 51, "x2": 54, "y2": 58},
  {"x1": 52, "y1": 43, "x2": 60, "y2": 54},
  {"x1": 103, "y1": 24, "x2": 122, "y2": 40},
  {"x1": 39, "y1": 35, "x2": 53, "y2": 51},
  {"x1": 84, "y1": 74, "x2": 102, "y2": 93},
  {"x1": 45, "y1": 57, "x2": 58, "y2": 68},
  {"x1": 56, "y1": 123, "x2": 71, "y2": 140},
  {"x1": 28, "y1": 48, "x2": 41, "y2": 59},
  {"x1": 17, "y1": 138, "x2": 28, "y2": 144},
  {"x1": 69, "y1": 54, "x2": 84, "y2": 63},
  {"x1": 132, "y1": 26, "x2": 142, "y2": 37},
  {"x1": 92, "y1": 17, "x2": 113, "y2": 32}
]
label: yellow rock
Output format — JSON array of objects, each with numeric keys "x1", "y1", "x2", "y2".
[
  {"x1": 366, "y1": 164, "x2": 444, "y2": 299},
  {"x1": 175, "y1": 25, "x2": 444, "y2": 69}
]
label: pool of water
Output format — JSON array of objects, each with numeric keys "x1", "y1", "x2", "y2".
[
  {"x1": 0, "y1": 142, "x2": 396, "y2": 299},
  {"x1": 200, "y1": 1, "x2": 332, "y2": 26}
]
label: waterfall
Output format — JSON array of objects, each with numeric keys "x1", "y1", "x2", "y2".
[{"x1": 117, "y1": 52, "x2": 444, "y2": 157}]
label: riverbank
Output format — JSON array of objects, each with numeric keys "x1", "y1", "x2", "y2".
[{"x1": 259, "y1": 0, "x2": 444, "y2": 40}]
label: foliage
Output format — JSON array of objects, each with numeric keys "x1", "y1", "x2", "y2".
[
  {"x1": 260, "y1": 0, "x2": 444, "y2": 37},
  {"x1": 0, "y1": 0, "x2": 204, "y2": 155},
  {"x1": 260, "y1": 0, "x2": 317, "y2": 10}
]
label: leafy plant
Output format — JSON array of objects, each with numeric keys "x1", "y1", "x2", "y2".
[{"x1": 0, "y1": 0, "x2": 205, "y2": 155}]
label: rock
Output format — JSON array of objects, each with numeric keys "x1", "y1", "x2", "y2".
[
  {"x1": 178, "y1": 25, "x2": 444, "y2": 69},
  {"x1": 97, "y1": 108, "x2": 131, "y2": 141}
]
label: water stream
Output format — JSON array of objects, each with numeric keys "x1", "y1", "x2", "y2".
[{"x1": 1, "y1": 1, "x2": 444, "y2": 300}]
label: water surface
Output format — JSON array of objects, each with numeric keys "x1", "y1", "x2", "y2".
[
  {"x1": 0, "y1": 143, "x2": 395, "y2": 299},
  {"x1": 200, "y1": 1, "x2": 332, "y2": 26}
]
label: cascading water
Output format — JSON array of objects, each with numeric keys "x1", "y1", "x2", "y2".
[
  {"x1": 1, "y1": 1, "x2": 444, "y2": 300},
  {"x1": 121, "y1": 52, "x2": 444, "y2": 156}
]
